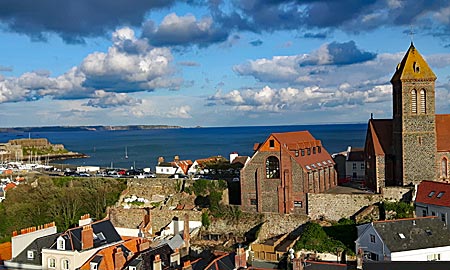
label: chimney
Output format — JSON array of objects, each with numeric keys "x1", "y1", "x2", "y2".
[
  {"x1": 138, "y1": 240, "x2": 150, "y2": 252},
  {"x1": 182, "y1": 260, "x2": 192, "y2": 270},
  {"x1": 174, "y1": 155, "x2": 180, "y2": 162},
  {"x1": 81, "y1": 225, "x2": 94, "y2": 250},
  {"x1": 170, "y1": 248, "x2": 181, "y2": 268},
  {"x1": 234, "y1": 247, "x2": 246, "y2": 269},
  {"x1": 143, "y1": 207, "x2": 152, "y2": 236},
  {"x1": 153, "y1": 254, "x2": 162, "y2": 270},
  {"x1": 292, "y1": 257, "x2": 303, "y2": 270},
  {"x1": 230, "y1": 152, "x2": 238, "y2": 164},
  {"x1": 79, "y1": 213, "x2": 92, "y2": 226},
  {"x1": 114, "y1": 247, "x2": 126, "y2": 270},
  {"x1": 183, "y1": 214, "x2": 190, "y2": 250},
  {"x1": 158, "y1": 156, "x2": 165, "y2": 164}
]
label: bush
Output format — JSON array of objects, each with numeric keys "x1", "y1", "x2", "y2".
[{"x1": 383, "y1": 201, "x2": 414, "y2": 219}]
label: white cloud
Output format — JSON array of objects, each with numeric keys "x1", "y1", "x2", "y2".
[{"x1": 0, "y1": 27, "x2": 181, "y2": 104}]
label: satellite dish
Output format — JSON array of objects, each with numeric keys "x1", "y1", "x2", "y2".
[
  {"x1": 290, "y1": 254, "x2": 295, "y2": 260},
  {"x1": 289, "y1": 248, "x2": 294, "y2": 254}
]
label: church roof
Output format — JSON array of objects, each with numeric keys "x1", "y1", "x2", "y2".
[
  {"x1": 391, "y1": 43, "x2": 436, "y2": 82},
  {"x1": 367, "y1": 119, "x2": 392, "y2": 156},
  {"x1": 436, "y1": 114, "x2": 450, "y2": 152}
]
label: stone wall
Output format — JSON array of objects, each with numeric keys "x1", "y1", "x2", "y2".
[
  {"x1": 108, "y1": 207, "x2": 202, "y2": 234},
  {"x1": 9, "y1": 138, "x2": 49, "y2": 147},
  {"x1": 307, "y1": 193, "x2": 382, "y2": 221},
  {"x1": 307, "y1": 186, "x2": 413, "y2": 221}
]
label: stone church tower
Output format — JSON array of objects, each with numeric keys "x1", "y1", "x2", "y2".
[{"x1": 391, "y1": 43, "x2": 437, "y2": 185}]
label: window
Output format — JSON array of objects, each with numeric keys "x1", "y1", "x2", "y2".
[
  {"x1": 250, "y1": 199, "x2": 257, "y2": 205},
  {"x1": 269, "y1": 139, "x2": 275, "y2": 148},
  {"x1": 307, "y1": 148, "x2": 311, "y2": 155},
  {"x1": 266, "y1": 156, "x2": 280, "y2": 179},
  {"x1": 441, "y1": 158, "x2": 448, "y2": 178},
  {"x1": 428, "y1": 191, "x2": 435, "y2": 198},
  {"x1": 27, "y1": 250, "x2": 34, "y2": 260},
  {"x1": 432, "y1": 211, "x2": 436, "y2": 216},
  {"x1": 129, "y1": 267, "x2": 137, "y2": 270},
  {"x1": 420, "y1": 89, "x2": 426, "y2": 114},
  {"x1": 411, "y1": 89, "x2": 417, "y2": 113},
  {"x1": 427, "y1": 254, "x2": 441, "y2": 261},
  {"x1": 442, "y1": 214, "x2": 446, "y2": 223},
  {"x1": 422, "y1": 209, "x2": 427, "y2": 217},
  {"x1": 90, "y1": 262, "x2": 98, "y2": 270},
  {"x1": 295, "y1": 150, "x2": 299, "y2": 157},
  {"x1": 370, "y1": 234, "x2": 375, "y2": 243},
  {"x1": 313, "y1": 147, "x2": 316, "y2": 154},
  {"x1": 57, "y1": 237, "x2": 65, "y2": 250},
  {"x1": 317, "y1": 146, "x2": 321, "y2": 153},
  {"x1": 48, "y1": 258, "x2": 56, "y2": 269},
  {"x1": 301, "y1": 149, "x2": 305, "y2": 156},
  {"x1": 294, "y1": 201, "x2": 302, "y2": 208},
  {"x1": 353, "y1": 163, "x2": 357, "y2": 170},
  {"x1": 361, "y1": 163, "x2": 365, "y2": 170},
  {"x1": 437, "y1": 192, "x2": 445, "y2": 199},
  {"x1": 62, "y1": 259, "x2": 70, "y2": 270},
  {"x1": 398, "y1": 233, "x2": 406, "y2": 239}
]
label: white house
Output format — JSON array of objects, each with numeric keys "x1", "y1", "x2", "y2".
[
  {"x1": 345, "y1": 147, "x2": 365, "y2": 181},
  {"x1": 415, "y1": 180, "x2": 450, "y2": 225},
  {"x1": 356, "y1": 217, "x2": 450, "y2": 262}
]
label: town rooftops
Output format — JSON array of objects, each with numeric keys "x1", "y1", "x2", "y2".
[
  {"x1": 371, "y1": 217, "x2": 450, "y2": 252},
  {"x1": 12, "y1": 233, "x2": 60, "y2": 265},
  {"x1": 415, "y1": 180, "x2": 450, "y2": 207},
  {"x1": 50, "y1": 219, "x2": 121, "y2": 251}
]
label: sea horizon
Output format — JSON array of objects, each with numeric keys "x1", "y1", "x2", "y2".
[{"x1": 0, "y1": 123, "x2": 368, "y2": 170}]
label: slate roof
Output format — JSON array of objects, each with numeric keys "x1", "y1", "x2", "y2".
[
  {"x1": 231, "y1": 156, "x2": 249, "y2": 166},
  {"x1": 12, "y1": 233, "x2": 60, "y2": 265},
  {"x1": 415, "y1": 180, "x2": 450, "y2": 207},
  {"x1": 304, "y1": 260, "x2": 348, "y2": 270},
  {"x1": 50, "y1": 219, "x2": 121, "y2": 251},
  {"x1": 205, "y1": 252, "x2": 235, "y2": 270},
  {"x1": 347, "y1": 148, "x2": 364, "y2": 162},
  {"x1": 372, "y1": 217, "x2": 450, "y2": 252},
  {"x1": 128, "y1": 243, "x2": 172, "y2": 270}
]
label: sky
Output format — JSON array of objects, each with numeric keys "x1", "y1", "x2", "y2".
[{"x1": 1, "y1": 0, "x2": 450, "y2": 128}]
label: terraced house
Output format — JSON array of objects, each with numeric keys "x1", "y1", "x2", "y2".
[
  {"x1": 365, "y1": 43, "x2": 450, "y2": 192},
  {"x1": 240, "y1": 131, "x2": 337, "y2": 214}
]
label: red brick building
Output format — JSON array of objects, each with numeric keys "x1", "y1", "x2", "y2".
[{"x1": 240, "y1": 131, "x2": 337, "y2": 214}]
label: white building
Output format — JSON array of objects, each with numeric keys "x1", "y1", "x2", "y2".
[{"x1": 356, "y1": 217, "x2": 450, "y2": 262}]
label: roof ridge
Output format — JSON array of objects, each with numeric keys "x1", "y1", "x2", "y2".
[{"x1": 373, "y1": 216, "x2": 437, "y2": 223}]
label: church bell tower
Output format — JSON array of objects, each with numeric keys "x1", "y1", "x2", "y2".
[{"x1": 391, "y1": 43, "x2": 437, "y2": 185}]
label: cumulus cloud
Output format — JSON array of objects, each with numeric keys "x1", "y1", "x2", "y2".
[
  {"x1": 208, "y1": 84, "x2": 392, "y2": 113},
  {"x1": 166, "y1": 105, "x2": 192, "y2": 118},
  {"x1": 142, "y1": 13, "x2": 228, "y2": 47},
  {"x1": 85, "y1": 90, "x2": 142, "y2": 108},
  {"x1": 0, "y1": 27, "x2": 181, "y2": 104},
  {"x1": 0, "y1": 0, "x2": 176, "y2": 43}
]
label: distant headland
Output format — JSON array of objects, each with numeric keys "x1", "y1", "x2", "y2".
[{"x1": 0, "y1": 125, "x2": 182, "y2": 133}]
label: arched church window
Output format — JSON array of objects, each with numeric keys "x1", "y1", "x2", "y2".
[
  {"x1": 266, "y1": 156, "x2": 280, "y2": 179},
  {"x1": 411, "y1": 89, "x2": 417, "y2": 114},
  {"x1": 420, "y1": 89, "x2": 426, "y2": 114},
  {"x1": 442, "y1": 158, "x2": 448, "y2": 178}
]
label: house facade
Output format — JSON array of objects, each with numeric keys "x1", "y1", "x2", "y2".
[
  {"x1": 240, "y1": 131, "x2": 337, "y2": 214},
  {"x1": 365, "y1": 43, "x2": 450, "y2": 192},
  {"x1": 415, "y1": 180, "x2": 450, "y2": 225},
  {"x1": 356, "y1": 217, "x2": 450, "y2": 262}
]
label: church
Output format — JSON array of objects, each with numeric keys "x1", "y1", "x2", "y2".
[{"x1": 365, "y1": 43, "x2": 450, "y2": 193}]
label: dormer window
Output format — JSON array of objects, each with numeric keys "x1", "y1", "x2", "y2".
[
  {"x1": 27, "y1": 250, "x2": 35, "y2": 260},
  {"x1": 301, "y1": 149, "x2": 305, "y2": 156},
  {"x1": 295, "y1": 150, "x2": 299, "y2": 157},
  {"x1": 57, "y1": 236, "x2": 65, "y2": 250},
  {"x1": 307, "y1": 148, "x2": 311, "y2": 155},
  {"x1": 90, "y1": 262, "x2": 98, "y2": 270},
  {"x1": 269, "y1": 139, "x2": 274, "y2": 148},
  {"x1": 317, "y1": 146, "x2": 321, "y2": 153},
  {"x1": 129, "y1": 267, "x2": 137, "y2": 270},
  {"x1": 313, "y1": 147, "x2": 316, "y2": 154}
]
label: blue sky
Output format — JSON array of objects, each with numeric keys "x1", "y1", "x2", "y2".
[{"x1": 1, "y1": 0, "x2": 450, "y2": 127}]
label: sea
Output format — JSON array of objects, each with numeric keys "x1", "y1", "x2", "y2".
[{"x1": 0, "y1": 124, "x2": 367, "y2": 170}]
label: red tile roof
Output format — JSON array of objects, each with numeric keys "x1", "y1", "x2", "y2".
[
  {"x1": 170, "y1": 160, "x2": 193, "y2": 175},
  {"x1": 0, "y1": 242, "x2": 12, "y2": 262},
  {"x1": 416, "y1": 180, "x2": 450, "y2": 207},
  {"x1": 367, "y1": 119, "x2": 392, "y2": 156},
  {"x1": 3, "y1": 182, "x2": 16, "y2": 192},
  {"x1": 436, "y1": 114, "x2": 450, "y2": 152},
  {"x1": 271, "y1": 131, "x2": 335, "y2": 171}
]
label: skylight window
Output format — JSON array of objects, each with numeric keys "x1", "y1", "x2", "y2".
[
  {"x1": 437, "y1": 192, "x2": 445, "y2": 199},
  {"x1": 327, "y1": 160, "x2": 332, "y2": 164},
  {"x1": 317, "y1": 163, "x2": 322, "y2": 167},
  {"x1": 398, "y1": 233, "x2": 405, "y2": 239},
  {"x1": 306, "y1": 165, "x2": 311, "y2": 170},
  {"x1": 428, "y1": 191, "x2": 436, "y2": 197},
  {"x1": 426, "y1": 229, "x2": 432, "y2": 236}
]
